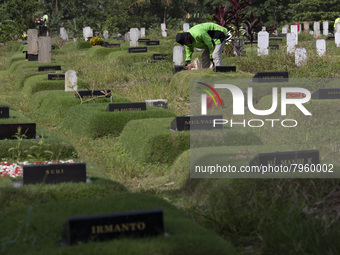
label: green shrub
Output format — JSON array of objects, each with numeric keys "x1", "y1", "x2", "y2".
[{"x1": 90, "y1": 36, "x2": 104, "y2": 46}]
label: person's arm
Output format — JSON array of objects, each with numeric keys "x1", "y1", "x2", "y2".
[
  {"x1": 185, "y1": 45, "x2": 194, "y2": 63},
  {"x1": 201, "y1": 32, "x2": 215, "y2": 59}
]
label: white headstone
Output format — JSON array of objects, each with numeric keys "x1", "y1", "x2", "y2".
[
  {"x1": 313, "y1": 22, "x2": 320, "y2": 39},
  {"x1": 83, "y1": 27, "x2": 92, "y2": 41},
  {"x1": 38, "y1": 36, "x2": 51, "y2": 63},
  {"x1": 262, "y1": 26, "x2": 266, "y2": 31},
  {"x1": 65, "y1": 70, "x2": 78, "y2": 92},
  {"x1": 316, "y1": 39, "x2": 326, "y2": 56},
  {"x1": 291, "y1": 25, "x2": 298, "y2": 45},
  {"x1": 103, "y1": 30, "x2": 109, "y2": 40},
  {"x1": 282, "y1": 26, "x2": 288, "y2": 34},
  {"x1": 295, "y1": 48, "x2": 307, "y2": 66},
  {"x1": 27, "y1": 29, "x2": 38, "y2": 54},
  {"x1": 287, "y1": 33, "x2": 296, "y2": 54},
  {"x1": 130, "y1": 28, "x2": 139, "y2": 47},
  {"x1": 124, "y1": 32, "x2": 130, "y2": 42},
  {"x1": 140, "y1": 27, "x2": 145, "y2": 38},
  {"x1": 145, "y1": 99, "x2": 168, "y2": 109},
  {"x1": 161, "y1": 23, "x2": 167, "y2": 37},
  {"x1": 323, "y1": 21, "x2": 329, "y2": 36},
  {"x1": 183, "y1": 23, "x2": 190, "y2": 32},
  {"x1": 257, "y1": 31, "x2": 269, "y2": 56},
  {"x1": 303, "y1": 22, "x2": 309, "y2": 32},
  {"x1": 173, "y1": 46, "x2": 183, "y2": 65},
  {"x1": 60, "y1": 27, "x2": 68, "y2": 41},
  {"x1": 335, "y1": 32, "x2": 340, "y2": 47}
]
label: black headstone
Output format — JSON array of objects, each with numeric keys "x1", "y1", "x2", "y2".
[
  {"x1": 105, "y1": 44, "x2": 120, "y2": 48},
  {"x1": 269, "y1": 45, "x2": 279, "y2": 50},
  {"x1": 38, "y1": 65, "x2": 61, "y2": 72},
  {"x1": 269, "y1": 38, "x2": 283, "y2": 41},
  {"x1": 252, "y1": 71, "x2": 289, "y2": 83},
  {"x1": 51, "y1": 45, "x2": 56, "y2": 50},
  {"x1": 145, "y1": 40, "x2": 160, "y2": 46},
  {"x1": 0, "y1": 106, "x2": 10, "y2": 118},
  {"x1": 93, "y1": 30, "x2": 100, "y2": 37},
  {"x1": 244, "y1": 41, "x2": 257, "y2": 45},
  {"x1": 23, "y1": 162, "x2": 86, "y2": 185},
  {"x1": 213, "y1": 66, "x2": 236, "y2": 72},
  {"x1": 48, "y1": 73, "x2": 65, "y2": 80},
  {"x1": 76, "y1": 90, "x2": 111, "y2": 99},
  {"x1": 138, "y1": 38, "x2": 150, "y2": 42},
  {"x1": 116, "y1": 37, "x2": 124, "y2": 40},
  {"x1": 311, "y1": 88, "x2": 340, "y2": 99},
  {"x1": 0, "y1": 123, "x2": 36, "y2": 140},
  {"x1": 326, "y1": 36, "x2": 335, "y2": 40},
  {"x1": 63, "y1": 209, "x2": 164, "y2": 245},
  {"x1": 173, "y1": 65, "x2": 186, "y2": 74},
  {"x1": 170, "y1": 115, "x2": 223, "y2": 131},
  {"x1": 106, "y1": 102, "x2": 146, "y2": 112},
  {"x1": 250, "y1": 150, "x2": 319, "y2": 166},
  {"x1": 277, "y1": 33, "x2": 286, "y2": 37},
  {"x1": 128, "y1": 47, "x2": 147, "y2": 53},
  {"x1": 27, "y1": 54, "x2": 38, "y2": 61},
  {"x1": 152, "y1": 54, "x2": 169, "y2": 61}
]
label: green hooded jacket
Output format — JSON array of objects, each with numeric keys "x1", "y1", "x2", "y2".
[{"x1": 185, "y1": 23, "x2": 228, "y2": 61}]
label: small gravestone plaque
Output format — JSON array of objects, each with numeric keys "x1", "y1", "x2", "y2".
[
  {"x1": 23, "y1": 162, "x2": 86, "y2": 185},
  {"x1": 311, "y1": 88, "x2": 340, "y2": 99},
  {"x1": 116, "y1": 37, "x2": 124, "y2": 40},
  {"x1": 76, "y1": 90, "x2": 111, "y2": 99},
  {"x1": 250, "y1": 150, "x2": 319, "y2": 166},
  {"x1": 146, "y1": 40, "x2": 160, "y2": 46},
  {"x1": 152, "y1": 54, "x2": 168, "y2": 61},
  {"x1": 128, "y1": 47, "x2": 147, "y2": 53},
  {"x1": 244, "y1": 41, "x2": 258, "y2": 45},
  {"x1": 0, "y1": 106, "x2": 10, "y2": 118},
  {"x1": 138, "y1": 38, "x2": 150, "y2": 42},
  {"x1": 269, "y1": 45, "x2": 279, "y2": 50},
  {"x1": 93, "y1": 29, "x2": 100, "y2": 37},
  {"x1": 252, "y1": 71, "x2": 288, "y2": 83},
  {"x1": 27, "y1": 54, "x2": 38, "y2": 61},
  {"x1": 105, "y1": 44, "x2": 120, "y2": 48},
  {"x1": 269, "y1": 38, "x2": 283, "y2": 41},
  {"x1": 38, "y1": 65, "x2": 61, "y2": 71},
  {"x1": 326, "y1": 36, "x2": 335, "y2": 40},
  {"x1": 145, "y1": 99, "x2": 168, "y2": 109},
  {"x1": 63, "y1": 209, "x2": 164, "y2": 245},
  {"x1": 173, "y1": 65, "x2": 186, "y2": 74},
  {"x1": 51, "y1": 45, "x2": 55, "y2": 50},
  {"x1": 106, "y1": 102, "x2": 146, "y2": 112},
  {"x1": 0, "y1": 123, "x2": 36, "y2": 140},
  {"x1": 213, "y1": 66, "x2": 236, "y2": 72},
  {"x1": 170, "y1": 115, "x2": 223, "y2": 131},
  {"x1": 48, "y1": 73, "x2": 65, "y2": 80}
]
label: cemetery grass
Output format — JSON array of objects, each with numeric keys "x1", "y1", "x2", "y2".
[{"x1": 1, "y1": 35, "x2": 340, "y2": 254}]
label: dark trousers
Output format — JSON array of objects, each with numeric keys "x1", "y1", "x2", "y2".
[{"x1": 39, "y1": 26, "x2": 48, "y2": 36}]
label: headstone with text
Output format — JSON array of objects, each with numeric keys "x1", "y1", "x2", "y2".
[
  {"x1": 213, "y1": 66, "x2": 236, "y2": 72},
  {"x1": 0, "y1": 123, "x2": 36, "y2": 140},
  {"x1": 170, "y1": 115, "x2": 223, "y2": 131},
  {"x1": 323, "y1": 21, "x2": 329, "y2": 36},
  {"x1": 60, "y1": 27, "x2": 68, "y2": 41},
  {"x1": 183, "y1": 23, "x2": 190, "y2": 32},
  {"x1": 130, "y1": 28, "x2": 139, "y2": 48},
  {"x1": 103, "y1": 30, "x2": 109, "y2": 41},
  {"x1": 313, "y1": 22, "x2": 320, "y2": 39},
  {"x1": 145, "y1": 99, "x2": 168, "y2": 109},
  {"x1": 295, "y1": 48, "x2": 307, "y2": 67},
  {"x1": 106, "y1": 102, "x2": 146, "y2": 112},
  {"x1": 38, "y1": 65, "x2": 61, "y2": 72},
  {"x1": 23, "y1": 162, "x2": 86, "y2": 185},
  {"x1": 124, "y1": 32, "x2": 130, "y2": 42},
  {"x1": 145, "y1": 40, "x2": 160, "y2": 46},
  {"x1": 173, "y1": 46, "x2": 184, "y2": 65},
  {"x1": 257, "y1": 31, "x2": 269, "y2": 56},
  {"x1": 48, "y1": 73, "x2": 65, "y2": 80},
  {"x1": 63, "y1": 209, "x2": 164, "y2": 245},
  {"x1": 252, "y1": 71, "x2": 289, "y2": 83},
  {"x1": 316, "y1": 39, "x2": 326, "y2": 56},
  {"x1": 290, "y1": 25, "x2": 298, "y2": 44},
  {"x1": 311, "y1": 88, "x2": 340, "y2": 99},
  {"x1": 128, "y1": 47, "x2": 147, "y2": 53},
  {"x1": 105, "y1": 43, "x2": 120, "y2": 48},
  {"x1": 303, "y1": 22, "x2": 309, "y2": 32},
  {"x1": 27, "y1": 29, "x2": 38, "y2": 60},
  {"x1": 140, "y1": 27, "x2": 146, "y2": 38},
  {"x1": 287, "y1": 33, "x2": 296, "y2": 54},
  {"x1": 83, "y1": 27, "x2": 92, "y2": 41}
]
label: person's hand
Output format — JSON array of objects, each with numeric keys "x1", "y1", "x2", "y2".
[
  {"x1": 185, "y1": 60, "x2": 191, "y2": 66},
  {"x1": 209, "y1": 59, "x2": 215, "y2": 68}
]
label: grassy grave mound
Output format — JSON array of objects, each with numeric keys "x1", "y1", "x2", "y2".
[
  {"x1": 9, "y1": 52, "x2": 26, "y2": 65},
  {"x1": 76, "y1": 41, "x2": 92, "y2": 49},
  {"x1": 0, "y1": 193, "x2": 236, "y2": 255},
  {"x1": 119, "y1": 118, "x2": 262, "y2": 164},
  {"x1": 86, "y1": 46, "x2": 121, "y2": 59},
  {"x1": 29, "y1": 91, "x2": 131, "y2": 126},
  {"x1": 61, "y1": 104, "x2": 177, "y2": 139}
]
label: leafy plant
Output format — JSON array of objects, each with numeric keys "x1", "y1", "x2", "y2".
[
  {"x1": 8, "y1": 127, "x2": 27, "y2": 161},
  {"x1": 90, "y1": 36, "x2": 104, "y2": 46},
  {"x1": 27, "y1": 136, "x2": 53, "y2": 161}
]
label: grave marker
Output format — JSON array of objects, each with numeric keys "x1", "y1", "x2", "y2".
[
  {"x1": 65, "y1": 70, "x2": 78, "y2": 92},
  {"x1": 27, "y1": 29, "x2": 38, "y2": 55},
  {"x1": 257, "y1": 31, "x2": 269, "y2": 56},
  {"x1": 38, "y1": 36, "x2": 51, "y2": 63},
  {"x1": 83, "y1": 27, "x2": 92, "y2": 41},
  {"x1": 60, "y1": 27, "x2": 68, "y2": 41},
  {"x1": 48, "y1": 73, "x2": 65, "y2": 80},
  {"x1": 311, "y1": 88, "x2": 340, "y2": 99},
  {"x1": 140, "y1": 27, "x2": 146, "y2": 38},
  {"x1": 170, "y1": 115, "x2": 223, "y2": 131},
  {"x1": 103, "y1": 30, "x2": 109, "y2": 40},
  {"x1": 173, "y1": 65, "x2": 186, "y2": 74},
  {"x1": 63, "y1": 209, "x2": 164, "y2": 245},
  {"x1": 173, "y1": 46, "x2": 184, "y2": 65},
  {"x1": 281, "y1": 25, "x2": 288, "y2": 34},
  {"x1": 105, "y1": 43, "x2": 120, "y2": 48},
  {"x1": 323, "y1": 21, "x2": 329, "y2": 36},
  {"x1": 76, "y1": 90, "x2": 111, "y2": 99},
  {"x1": 269, "y1": 44, "x2": 279, "y2": 50},
  {"x1": 290, "y1": 25, "x2": 298, "y2": 44},
  {"x1": 287, "y1": 33, "x2": 296, "y2": 54},
  {"x1": 0, "y1": 106, "x2": 10, "y2": 118},
  {"x1": 106, "y1": 102, "x2": 146, "y2": 112},
  {"x1": 250, "y1": 150, "x2": 319, "y2": 167},
  {"x1": 130, "y1": 28, "x2": 139, "y2": 47},
  {"x1": 38, "y1": 65, "x2": 61, "y2": 72},
  {"x1": 313, "y1": 22, "x2": 320, "y2": 39},
  {"x1": 213, "y1": 66, "x2": 236, "y2": 72},
  {"x1": 161, "y1": 23, "x2": 167, "y2": 37},
  {"x1": 128, "y1": 47, "x2": 147, "y2": 53},
  {"x1": 316, "y1": 39, "x2": 326, "y2": 56},
  {"x1": 124, "y1": 32, "x2": 130, "y2": 42},
  {"x1": 23, "y1": 162, "x2": 86, "y2": 185},
  {"x1": 335, "y1": 24, "x2": 340, "y2": 47},
  {"x1": 252, "y1": 71, "x2": 289, "y2": 83},
  {"x1": 145, "y1": 99, "x2": 168, "y2": 109},
  {"x1": 152, "y1": 54, "x2": 168, "y2": 61},
  {"x1": 0, "y1": 123, "x2": 36, "y2": 140},
  {"x1": 145, "y1": 40, "x2": 160, "y2": 46},
  {"x1": 295, "y1": 48, "x2": 307, "y2": 66},
  {"x1": 303, "y1": 22, "x2": 309, "y2": 32},
  {"x1": 138, "y1": 38, "x2": 150, "y2": 43},
  {"x1": 183, "y1": 23, "x2": 190, "y2": 32},
  {"x1": 93, "y1": 29, "x2": 100, "y2": 37}
]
